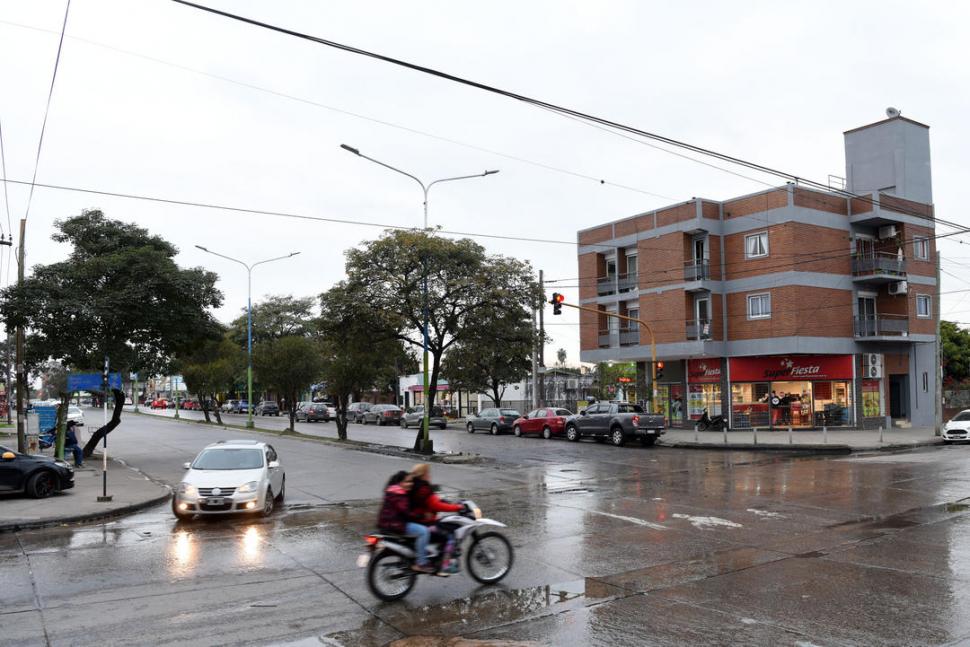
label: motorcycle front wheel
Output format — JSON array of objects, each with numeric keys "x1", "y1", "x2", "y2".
[
  {"x1": 466, "y1": 531, "x2": 514, "y2": 584},
  {"x1": 366, "y1": 548, "x2": 416, "y2": 601}
]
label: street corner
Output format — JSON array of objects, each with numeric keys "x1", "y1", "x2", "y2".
[{"x1": 0, "y1": 456, "x2": 171, "y2": 533}]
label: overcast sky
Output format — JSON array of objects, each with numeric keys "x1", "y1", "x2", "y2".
[{"x1": 1, "y1": 0, "x2": 968, "y2": 367}]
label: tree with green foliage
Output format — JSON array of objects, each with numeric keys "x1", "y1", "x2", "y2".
[
  {"x1": 442, "y1": 307, "x2": 534, "y2": 406},
  {"x1": 942, "y1": 320, "x2": 970, "y2": 385},
  {"x1": 0, "y1": 210, "x2": 223, "y2": 455},
  {"x1": 343, "y1": 230, "x2": 539, "y2": 446},
  {"x1": 318, "y1": 283, "x2": 415, "y2": 440},
  {"x1": 228, "y1": 295, "x2": 315, "y2": 348},
  {"x1": 254, "y1": 336, "x2": 325, "y2": 431},
  {"x1": 179, "y1": 335, "x2": 245, "y2": 424}
]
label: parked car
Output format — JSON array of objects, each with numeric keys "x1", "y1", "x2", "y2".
[
  {"x1": 362, "y1": 404, "x2": 403, "y2": 426},
  {"x1": 255, "y1": 401, "x2": 280, "y2": 416},
  {"x1": 295, "y1": 402, "x2": 329, "y2": 422},
  {"x1": 466, "y1": 408, "x2": 522, "y2": 435},
  {"x1": 222, "y1": 400, "x2": 238, "y2": 413},
  {"x1": 150, "y1": 398, "x2": 168, "y2": 410},
  {"x1": 230, "y1": 401, "x2": 251, "y2": 414},
  {"x1": 66, "y1": 405, "x2": 84, "y2": 427},
  {"x1": 564, "y1": 401, "x2": 665, "y2": 447},
  {"x1": 512, "y1": 407, "x2": 573, "y2": 439},
  {"x1": 942, "y1": 410, "x2": 970, "y2": 443},
  {"x1": 347, "y1": 402, "x2": 372, "y2": 424},
  {"x1": 172, "y1": 439, "x2": 284, "y2": 520},
  {"x1": 0, "y1": 444, "x2": 75, "y2": 498},
  {"x1": 401, "y1": 405, "x2": 447, "y2": 430}
]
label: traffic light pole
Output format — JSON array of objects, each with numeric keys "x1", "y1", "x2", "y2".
[{"x1": 552, "y1": 298, "x2": 658, "y2": 410}]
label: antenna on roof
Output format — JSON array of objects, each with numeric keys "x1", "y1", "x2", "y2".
[{"x1": 886, "y1": 107, "x2": 901, "y2": 118}]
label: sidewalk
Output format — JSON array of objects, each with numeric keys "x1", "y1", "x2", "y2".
[
  {"x1": 0, "y1": 455, "x2": 171, "y2": 532},
  {"x1": 660, "y1": 426, "x2": 942, "y2": 451}
]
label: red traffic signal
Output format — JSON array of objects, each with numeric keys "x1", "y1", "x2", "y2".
[{"x1": 550, "y1": 292, "x2": 565, "y2": 315}]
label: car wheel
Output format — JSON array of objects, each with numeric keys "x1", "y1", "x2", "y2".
[
  {"x1": 513, "y1": 425, "x2": 522, "y2": 437},
  {"x1": 566, "y1": 425, "x2": 579, "y2": 442},
  {"x1": 467, "y1": 423, "x2": 475, "y2": 434},
  {"x1": 490, "y1": 423, "x2": 499, "y2": 435},
  {"x1": 26, "y1": 470, "x2": 57, "y2": 498},
  {"x1": 611, "y1": 427, "x2": 625, "y2": 447},
  {"x1": 262, "y1": 488, "x2": 275, "y2": 517},
  {"x1": 542, "y1": 426, "x2": 552, "y2": 440},
  {"x1": 439, "y1": 423, "x2": 447, "y2": 430},
  {"x1": 275, "y1": 478, "x2": 285, "y2": 503}
]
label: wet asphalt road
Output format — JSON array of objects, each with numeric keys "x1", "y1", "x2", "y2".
[{"x1": 5, "y1": 413, "x2": 970, "y2": 645}]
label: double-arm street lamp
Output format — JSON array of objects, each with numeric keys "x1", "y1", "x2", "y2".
[
  {"x1": 195, "y1": 245, "x2": 300, "y2": 429},
  {"x1": 340, "y1": 144, "x2": 498, "y2": 453}
]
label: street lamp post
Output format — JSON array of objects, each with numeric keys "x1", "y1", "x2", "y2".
[
  {"x1": 195, "y1": 246, "x2": 300, "y2": 429},
  {"x1": 340, "y1": 144, "x2": 498, "y2": 454}
]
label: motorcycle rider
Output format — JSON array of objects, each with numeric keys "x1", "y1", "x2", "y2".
[
  {"x1": 377, "y1": 471, "x2": 434, "y2": 574},
  {"x1": 409, "y1": 463, "x2": 464, "y2": 573}
]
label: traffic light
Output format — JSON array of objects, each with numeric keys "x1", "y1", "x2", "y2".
[
  {"x1": 655, "y1": 361, "x2": 665, "y2": 381},
  {"x1": 550, "y1": 292, "x2": 564, "y2": 315}
]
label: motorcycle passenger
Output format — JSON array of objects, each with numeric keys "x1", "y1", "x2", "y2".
[
  {"x1": 377, "y1": 470, "x2": 434, "y2": 574},
  {"x1": 409, "y1": 463, "x2": 464, "y2": 572}
]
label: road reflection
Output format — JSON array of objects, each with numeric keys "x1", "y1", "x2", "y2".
[
  {"x1": 169, "y1": 529, "x2": 196, "y2": 577},
  {"x1": 240, "y1": 525, "x2": 262, "y2": 565}
]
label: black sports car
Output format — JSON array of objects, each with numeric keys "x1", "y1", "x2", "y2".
[{"x1": 0, "y1": 445, "x2": 75, "y2": 498}]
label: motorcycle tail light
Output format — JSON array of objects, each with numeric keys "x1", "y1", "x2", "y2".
[{"x1": 365, "y1": 535, "x2": 379, "y2": 545}]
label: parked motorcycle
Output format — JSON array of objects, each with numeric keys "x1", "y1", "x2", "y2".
[
  {"x1": 38, "y1": 430, "x2": 56, "y2": 450},
  {"x1": 698, "y1": 408, "x2": 726, "y2": 431},
  {"x1": 359, "y1": 499, "x2": 514, "y2": 601}
]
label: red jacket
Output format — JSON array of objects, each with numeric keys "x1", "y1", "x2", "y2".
[
  {"x1": 410, "y1": 478, "x2": 462, "y2": 525},
  {"x1": 377, "y1": 484, "x2": 411, "y2": 533}
]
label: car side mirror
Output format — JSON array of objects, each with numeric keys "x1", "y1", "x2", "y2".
[
  {"x1": 2, "y1": 451, "x2": 15, "y2": 460},
  {"x1": 183, "y1": 462, "x2": 191, "y2": 469},
  {"x1": 269, "y1": 460, "x2": 280, "y2": 469}
]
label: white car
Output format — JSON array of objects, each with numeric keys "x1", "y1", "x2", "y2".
[
  {"x1": 67, "y1": 406, "x2": 84, "y2": 426},
  {"x1": 172, "y1": 440, "x2": 285, "y2": 519},
  {"x1": 942, "y1": 410, "x2": 970, "y2": 443}
]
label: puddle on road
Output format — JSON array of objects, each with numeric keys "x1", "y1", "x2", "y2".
[{"x1": 827, "y1": 499, "x2": 970, "y2": 534}]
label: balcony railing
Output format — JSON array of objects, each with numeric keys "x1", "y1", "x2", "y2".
[
  {"x1": 854, "y1": 314, "x2": 909, "y2": 338},
  {"x1": 619, "y1": 327, "x2": 639, "y2": 346},
  {"x1": 686, "y1": 319, "x2": 713, "y2": 340},
  {"x1": 852, "y1": 252, "x2": 906, "y2": 279},
  {"x1": 618, "y1": 272, "x2": 638, "y2": 293},
  {"x1": 597, "y1": 275, "x2": 616, "y2": 296},
  {"x1": 684, "y1": 260, "x2": 710, "y2": 282},
  {"x1": 598, "y1": 329, "x2": 612, "y2": 348}
]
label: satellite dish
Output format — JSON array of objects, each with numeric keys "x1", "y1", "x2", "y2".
[{"x1": 886, "y1": 107, "x2": 901, "y2": 118}]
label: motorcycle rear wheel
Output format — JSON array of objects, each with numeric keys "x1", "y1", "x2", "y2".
[
  {"x1": 367, "y1": 548, "x2": 416, "y2": 601},
  {"x1": 466, "y1": 531, "x2": 514, "y2": 584}
]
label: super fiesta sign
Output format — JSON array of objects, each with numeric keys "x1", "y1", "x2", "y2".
[{"x1": 728, "y1": 355, "x2": 853, "y2": 382}]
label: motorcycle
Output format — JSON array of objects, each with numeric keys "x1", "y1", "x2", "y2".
[
  {"x1": 38, "y1": 430, "x2": 57, "y2": 450},
  {"x1": 698, "y1": 408, "x2": 726, "y2": 431},
  {"x1": 359, "y1": 499, "x2": 514, "y2": 601}
]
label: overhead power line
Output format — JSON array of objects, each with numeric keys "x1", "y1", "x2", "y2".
[
  {"x1": 24, "y1": 0, "x2": 71, "y2": 223},
  {"x1": 169, "y1": 0, "x2": 967, "y2": 236}
]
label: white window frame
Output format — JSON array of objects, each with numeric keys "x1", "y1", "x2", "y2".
[
  {"x1": 747, "y1": 293, "x2": 771, "y2": 320},
  {"x1": 916, "y1": 294, "x2": 932, "y2": 318},
  {"x1": 745, "y1": 231, "x2": 769, "y2": 259},
  {"x1": 913, "y1": 236, "x2": 929, "y2": 261}
]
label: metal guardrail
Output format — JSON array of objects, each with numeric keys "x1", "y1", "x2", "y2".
[
  {"x1": 686, "y1": 319, "x2": 712, "y2": 340},
  {"x1": 617, "y1": 273, "x2": 638, "y2": 293},
  {"x1": 597, "y1": 276, "x2": 615, "y2": 296},
  {"x1": 619, "y1": 328, "x2": 639, "y2": 346},
  {"x1": 684, "y1": 260, "x2": 709, "y2": 282},
  {"x1": 854, "y1": 314, "x2": 909, "y2": 337},
  {"x1": 852, "y1": 252, "x2": 905, "y2": 277}
]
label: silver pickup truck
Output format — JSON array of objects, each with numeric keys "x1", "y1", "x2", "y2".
[{"x1": 564, "y1": 401, "x2": 666, "y2": 447}]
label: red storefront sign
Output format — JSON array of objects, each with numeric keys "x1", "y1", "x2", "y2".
[
  {"x1": 687, "y1": 359, "x2": 722, "y2": 383},
  {"x1": 729, "y1": 355, "x2": 853, "y2": 382}
]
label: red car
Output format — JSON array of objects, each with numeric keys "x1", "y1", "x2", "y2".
[
  {"x1": 150, "y1": 399, "x2": 168, "y2": 410},
  {"x1": 512, "y1": 407, "x2": 574, "y2": 439}
]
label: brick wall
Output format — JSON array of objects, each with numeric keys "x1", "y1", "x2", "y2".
[
  {"x1": 578, "y1": 253, "x2": 603, "y2": 301},
  {"x1": 579, "y1": 307, "x2": 598, "y2": 351},
  {"x1": 724, "y1": 223, "x2": 850, "y2": 279},
  {"x1": 579, "y1": 224, "x2": 613, "y2": 246},
  {"x1": 639, "y1": 290, "x2": 686, "y2": 343},
  {"x1": 727, "y1": 287, "x2": 853, "y2": 340},
  {"x1": 614, "y1": 214, "x2": 654, "y2": 238},
  {"x1": 723, "y1": 189, "x2": 787, "y2": 219},
  {"x1": 708, "y1": 234, "x2": 722, "y2": 280},
  {"x1": 656, "y1": 203, "x2": 695, "y2": 228},
  {"x1": 638, "y1": 232, "x2": 685, "y2": 290},
  {"x1": 880, "y1": 193, "x2": 934, "y2": 219},
  {"x1": 701, "y1": 200, "x2": 720, "y2": 220},
  {"x1": 793, "y1": 188, "x2": 849, "y2": 215},
  {"x1": 903, "y1": 223, "x2": 936, "y2": 278},
  {"x1": 884, "y1": 352, "x2": 909, "y2": 375}
]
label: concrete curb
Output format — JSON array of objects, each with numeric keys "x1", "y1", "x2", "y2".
[
  {"x1": 132, "y1": 411, "x2": 486, "y2": 464},
  {"x1": 659, "y1": 437, "x2": 943, "y2": 453}
]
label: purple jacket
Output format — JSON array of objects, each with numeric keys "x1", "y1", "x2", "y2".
[{"x1": 377, "y1": 484, "x2": 411, "y2": 533}]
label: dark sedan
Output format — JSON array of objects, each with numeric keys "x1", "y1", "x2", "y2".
[
  {"x1": 255, "y1": 401, "x2": 280, "y2": 416},
  {"x1": 362, "y1": 404, "x2": 404, "y2": 426},
  {"x1": 401, "y1": 405, "x2": 447, "y2": 430},
  {"x1": 347, "y1": 402, "x2": 372, "y2": 424},
  {"x1": 0, "y1": 445, "x2": 75, "y2": 498},
  {"x1": 466, "y1": 407, "x2": 522, "y2": 435},
  {"x1": 296, "y1": 402, "x2": 330, "y2": 422}
]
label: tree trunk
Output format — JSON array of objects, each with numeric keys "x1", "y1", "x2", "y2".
[
  {"x1": 212, "y1": 394, "x2": 223, "y2": 424},
  {"x1": 335, "y1": 392, "x2": 349, "y2": 440},
  {"x1": 201, "y1": 393, "x2": 212, "y2": 423},
  {"x1": 82, "y1": 388, "x2": 125, "y2": 458},
  {"x1": 287, "y1": 388, "x2": 296, "y2": 431},
  {"x1": 413, "y1": 350, "x2": 443, "y2": 450},
  {"x1": 54, "y1": 392, "x2": 70, "y2": 461}
]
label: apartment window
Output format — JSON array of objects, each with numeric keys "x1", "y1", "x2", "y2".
[
  {"x1": 916, "y1": 294, "x2": 932, "y2": 318},
  {"x1": 745, "y1": 232, "x2": 769, "y2": 258},
  {"x1": 914, "y1": 236, "x2": 929, "y2": 261},
  {"x1": 626, "y1": 254, "x2": 638, "y2": 276},
  {"x1": 747, "y1": 293, "x2": 771, "y2": 319}
]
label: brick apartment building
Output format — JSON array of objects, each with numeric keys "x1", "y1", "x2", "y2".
[{"x1": 577, "y1": 115, "x2": 938, "y2": 430}]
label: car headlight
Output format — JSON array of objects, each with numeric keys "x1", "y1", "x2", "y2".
[
  {"x1": 237, "y1": 481, "x2": 259, "y2": 493},
  {"x1": 178, "y1": 483, "x2": 197, "y2": 496}
]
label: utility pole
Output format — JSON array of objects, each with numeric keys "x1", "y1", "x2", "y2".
[
  {"x1": 15, "y1": 219, "x2": 26, "y2": 453},
  {"x1": 537, "y1": 269, "x2": 545, "y2": 406},
  {"x1": 531, "y1": 306, "x2": 539, "y2": 410},
  {"x1": 936, "y1": 247, "x2": 943, "y2": 435}
]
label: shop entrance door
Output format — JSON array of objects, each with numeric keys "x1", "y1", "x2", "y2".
[
  {"x1": 889, "y1": 375, "x2": 908, "y2": 419},
  {"x1": 772, "y1": 381, "x2": 813, "y2": 428}
]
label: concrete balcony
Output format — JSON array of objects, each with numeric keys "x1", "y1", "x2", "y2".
[
  {"x1": 617, "y1": 272, "x2": 638, "y2": 293},
  {"x1": 686, "y1": 319, "x2": 712, "y2": 340},
  {"x1": 598, "y1": 329, "x2": 612, "y2": 348},
  {"x1": 852, "y1": 252, "x2": 906, "y2": 284},
  {"x1": 597, "y1": 276, "x2": 616, "y2": 296},
  {"x1": 684, "y1": 260, "x2": 710, "y2": 282},
  {"x1": 854, "y1": 314, "x2": 909, "y2": 340},
  {"x1": 619, "y1": 327, "x2": 639, "y2": 346}
]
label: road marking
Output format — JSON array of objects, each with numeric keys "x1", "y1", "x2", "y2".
[
  {"x1": 672, "y1": 513, "x2": 742, "y2": 529},
  {"x1": 585, "y1": 509, "x2": 668, "y2": 530},
  {"x1": 747, "y1": 508, "x2": 786, "y2": 519}
]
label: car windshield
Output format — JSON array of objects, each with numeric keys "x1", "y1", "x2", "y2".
[
  {"x1": 952, "y1": 412, "x2": 970, "y2": 422},
  {"x1": 555, "y1": 409, "x2": 572, "y2": 416},
  {"x1": 500, "y1": 409, "x2": 521, "y2": 417},
  {"x1": 192, "y1": 448, "x2": 263, "y2": 470},
  {"x1": 615, "y1": 404, "x2": 644, "y2": 413}
]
